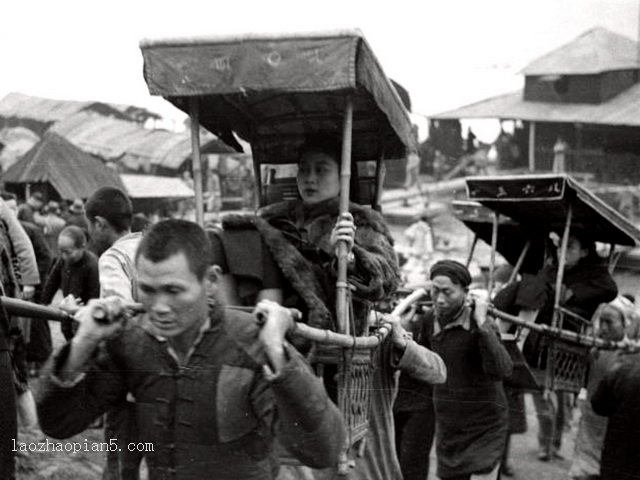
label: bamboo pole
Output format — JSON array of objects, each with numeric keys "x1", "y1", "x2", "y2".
[
  {"x1": 466, "y1": 235, "x2": 478, "y2": 268},
  {"x1": 487, "y1": 213, "x2": 499, "y2": 296},
  {"x1": 547, "y1": 202, "x2": 573, "y2": 390},
  {"x1": 553, "y1": 203, "x2": 573, "y2": 329},
  {"x1": 292, "y1": 322, "x2": 390, "y2": 349},
  {"x1": 607, "y1": 243, "x2": 618, "y2": 274},
  {"x1": 336, "y1": 97, "x2": 354, "y2": 336},
  {"x1": 189, "y1": 97, "x2": 205, "y2": 226},
  {"x1": 488, "y1": 306, "x2": 626, "y2": 350},
  {"x1": 0, "y1": 296, "x2": 73, "y2": 322},
  {"x1": 509, "y1": 240, "x2": 531, "y2": 284}
]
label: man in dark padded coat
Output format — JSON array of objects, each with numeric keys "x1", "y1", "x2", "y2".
[
  {"x1": 37, "y1": 219, "x2": 345, "y2": 480},
  {"x1": 428, "y1": 260, "x2": 513, "y2": 480}
]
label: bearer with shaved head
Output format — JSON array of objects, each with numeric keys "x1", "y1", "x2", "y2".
[{"x1": 37, "y1": 219, "x2": 345, "y2": 480}]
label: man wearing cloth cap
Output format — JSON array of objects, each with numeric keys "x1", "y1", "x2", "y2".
[{"x1": 428, "y1": 260, "x2": 513, "y2": 480}]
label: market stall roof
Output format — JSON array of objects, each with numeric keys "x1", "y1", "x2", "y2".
[
  {"x1": 465, "y1": 174, "x2": 640, "y2": 246},
  {"x1": 0, "y1": 92, "x2": 129, "y2": 124},
  {"x1": 140, "y1": 29, "x2": 415, "y2": 164},
  {"x1": 430, "y1": 83, "x2": 640, "y2": 127},
  {"x1": 0, "y1": 126, "x2": 40, "y2": 170},
  {"x1": 521, "y1": 27, "x2": 639, "y2": 76},
  {"x1": 51, "y1": 112, "x2": 234, "y2": 170},
  {"x1": 119, "y1": 174, "x2": 194, "y2": 199},
  {"x1": 2, "y1": 132, "x2": 124, "y2": 200}
]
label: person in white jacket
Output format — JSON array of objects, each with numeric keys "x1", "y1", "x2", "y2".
[{"x1": 84, "y1": 186, "x2": 143, "y2": 480}]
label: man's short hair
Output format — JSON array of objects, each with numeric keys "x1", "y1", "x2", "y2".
[
  {"x1": 59, "y1": 225, "x2": 87, "y2": 248},
  {"x1": 135, "y1": 219, "x2": 212, "y2": 280},
  {"x1": 85, "y1": 187, "x2": 132, "y2": 233}
]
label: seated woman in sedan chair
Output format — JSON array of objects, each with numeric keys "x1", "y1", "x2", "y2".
[
  {"x1": 210, "y1": 136, "x2": 446, "y2": 480},
  {"x1": 210, "y1": 136, "x2": 400, "y2": 334}
]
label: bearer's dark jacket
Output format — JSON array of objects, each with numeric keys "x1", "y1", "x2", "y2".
[
  {"x1": 430, "y1": 305, "x2": 513, "y2": 479},
  {"x1": 36, "y1": 306, "x2": 345, "y2": 480}
]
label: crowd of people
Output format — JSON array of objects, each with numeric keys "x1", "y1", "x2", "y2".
[{"x1": 0, "y1": 137, "x2": 638, "y2": 480}]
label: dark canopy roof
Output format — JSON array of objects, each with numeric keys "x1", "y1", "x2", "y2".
[
  {"x1": 452, "y1": 200, "x2": 547, "y2": 274},
  {"x1": 2, "y1": 132, "x2": 125, "y2": 200},
  {"x1": 465, "y1": 174, "x2": 640, "y2": 246},
  {"x1": 140, "y1": 30, "x2": 415, "y2": 164}
]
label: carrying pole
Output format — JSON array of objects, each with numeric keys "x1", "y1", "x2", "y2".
[
  {"x1": 336, "y1": 97, "x2": 354, "y2": 335},
  {"x1": 189, "y1": 97, "x2": 205, "y2": 226},
  {"x1": 487, "y1": 213, "x2": 499, "y2": 296}
]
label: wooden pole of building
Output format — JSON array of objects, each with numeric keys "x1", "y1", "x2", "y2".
[
  {"x1": 528, "y1": 121, "x2": 536, "y2": 172},
  {"x1": 336, "y1": 97, "x2": 354, "y2": 335},
  {"x1": 189, "y1": 97, "x2": 205, "y2": 227}
]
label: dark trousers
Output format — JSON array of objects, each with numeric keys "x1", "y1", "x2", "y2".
[
  {"x1": 0, "y1": 350, "x2": 16, "y2": 480},
  {"x1": 103, "y1": 402, "x2": 142, "y2": 480},
  {"x1": 394, "y1": 409, "x2": 436, "y2": 480},
  {"x1": 532, "y1": 390, "x2": 565, "y2": 454}
]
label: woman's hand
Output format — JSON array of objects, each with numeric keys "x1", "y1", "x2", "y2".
[{"x1": 330, "y1": 213, "x2": 356, "y2": 255}]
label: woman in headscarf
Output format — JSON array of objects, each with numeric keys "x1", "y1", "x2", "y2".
[{"x1": 569, "y1": 297, "x2": 630, "y2": 479}]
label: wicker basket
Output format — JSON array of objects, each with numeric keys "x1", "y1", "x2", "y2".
[
  {"x1": 545, "y1": 309, "x2": 591, "y2": 393},
  {"x1": 547, "y1": 339, "x2": 589, "y2": 393},
  {"x1": 313, "y1": 343, "x2": 374, "y2": 446}
]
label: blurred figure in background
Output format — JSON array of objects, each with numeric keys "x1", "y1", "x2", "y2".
[
  {"x1": 84, "y1": 186, "x2": 143, "y2": 480},
  {"x1": 17, "y1": 191, "x2": 44, "y2": 226},
  {"x1": 1, "y1": 194, "x2": 51, "y2": 300},
  {"x1": 620, "y1": 293, "x2": 640, "y2": 340},
  {"x1": 591, "y1": 319, "x2": 640, "y2": 479},
  {"x1": 40, "y1": 226, "x2": 100, "y2": 340},
  {"x1": 41, "y1": 201, "x2": 66, "y2": 256},
  {"x1": 64, "y1": 198, "x2": 90, "y2": 240},
  {"x1": 1, "y1": 193, "x2": 53, "y2": 372},
  {"x1": 131, "y1": 213, "x2": 151, "y2": 234},
  {"x1": 569, "y1": 297, "x2": 629, "y2": 480},
  {"x1": 0, "y1": 196, "x2": 43, "y2": 456},
  {"x1": 403, "y1": 213, "x2": 434, "y2": 275}
]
